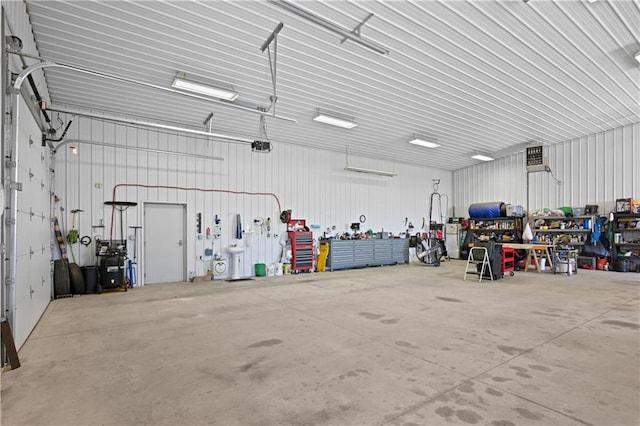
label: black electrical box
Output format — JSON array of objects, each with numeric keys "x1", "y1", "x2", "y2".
[{"x1": 252, "y1": 140, "x2": 272, "y2": 152}]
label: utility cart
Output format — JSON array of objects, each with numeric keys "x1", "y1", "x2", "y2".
[
  {"x1": 98, "y1": 201, "x2": 137, "y2": 292},
  {"x1": 501, "y1": 246, "x2": 515, "y2": 276},
  {"x1": 552, "y1": 248, "x2": 579, "y2": 276}
]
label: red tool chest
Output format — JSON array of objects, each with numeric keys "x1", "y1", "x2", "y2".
[{"x1": 287, "y1": 219, "x2": 313, "y2": 272}]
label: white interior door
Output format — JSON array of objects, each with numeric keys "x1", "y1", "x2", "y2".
[{"x1": 144, "y1": 203, "x2": 186, "y2": 283}]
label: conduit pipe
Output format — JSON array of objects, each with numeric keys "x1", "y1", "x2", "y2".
[
  {"x1": 54, "y1": 139, "x2": 224, "y2": 162},
  {"x1": 47, "y1": 106, "x2": 254, "y2": 145},
  {"x1": 108, "y1": 184, "x2": 284, "y2": 242},
  {"x1": 10, "y1": 53, "x2": 297, "y2": 123}
]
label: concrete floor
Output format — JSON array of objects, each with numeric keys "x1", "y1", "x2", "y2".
[{"x1": 1, "y1": 261, "x2": 639, "y2": 426}]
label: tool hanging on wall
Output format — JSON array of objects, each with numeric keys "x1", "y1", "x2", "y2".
[
  {"x1": 254, "y1": 218, "x2": 264, "y2": 235},
  {"x1": 196, "y1": 212, "x2": 202, "y2": 234},
  {"x1": 236, "y1": 214, "x2": 243, "y2": 239},
  {"x1": 213, "y1": 214, "x2": 222, "y2": 239},
  {"x1": 280, "y1": 209, "x2": 291, "y2": 223},
  {"x1": 67, "y1": 209, "x2": 83, "y2": 264}
]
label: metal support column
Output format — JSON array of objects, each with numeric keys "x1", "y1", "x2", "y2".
[{"x1": 1, "y1": 4, "x2": 8, "y2": 364}]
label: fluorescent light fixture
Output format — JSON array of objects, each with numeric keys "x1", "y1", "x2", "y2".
[
  {"x1": 344, "y1": 165, "x2": 396, "y2": 177},
  {"x1": 313, "y1": 111, "x2": 357, "y2": 129},
  {"x1": 409, "y1": 135, "x2": 440, "y2": 148},
  {"x1": 471, "y1": 153, "x2": 495, "y2": 162},
  {"x1": 171, "y1": 75, "x2": 238, "y2": 101}
]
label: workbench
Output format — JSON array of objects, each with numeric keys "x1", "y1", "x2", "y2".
[{"x1": 502, "y1": 243, "x2": 554, "y2": 273}]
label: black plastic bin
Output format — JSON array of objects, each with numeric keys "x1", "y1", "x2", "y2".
[{"x1": 82, "y1": 266, "x2": 98, "y2": 294}]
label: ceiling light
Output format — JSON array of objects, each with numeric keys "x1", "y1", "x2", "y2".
[
  {"x1": 409, "y1": 135, "x2": 440, "y2": 148},
  {"x1": 313, "y1": 111, "x2": 357, "y2": 129},
  {"x1": 471, "y1": 153, "x2": 495, "y2": 162},
  {"x1": 171, "y1": 75, "x2": 238, "y2": 101},
  {"x1": 344, "y1": 166, "x2": 396, "y2": 177}
]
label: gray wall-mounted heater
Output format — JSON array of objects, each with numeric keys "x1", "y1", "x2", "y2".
[{"x1": 526, "y1": 144, "x2": 550, "y2": 172}]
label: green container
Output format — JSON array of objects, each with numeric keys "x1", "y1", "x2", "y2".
[{"x1": 254, "y1": 263, "x2": 266, "y2": 277}]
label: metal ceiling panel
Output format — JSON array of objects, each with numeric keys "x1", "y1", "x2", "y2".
[{"x1": 19, "y1": 0, "x2": 640, "y2": 171}]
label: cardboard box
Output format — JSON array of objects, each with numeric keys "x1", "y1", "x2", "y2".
[
  {"x1": 616, "y1": 198, "x2": 632, "y2": 213},
  {"x1": 192, "y1": 270, "x2": 213, "y2": 282}
]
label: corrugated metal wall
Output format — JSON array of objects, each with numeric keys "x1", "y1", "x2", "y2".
[
  {"x1": 54, "y1": 115, "x2": 452, "y2": 282},
  {"x1": 453, "y1": 123, "x2": 639, "y2": 216}
]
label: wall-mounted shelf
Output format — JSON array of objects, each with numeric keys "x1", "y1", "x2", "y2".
[
  {"x1": 615, "y1": 243, "x2": 640, "y2": 247},
  {"x1": 470, "y1": 228, "x2": 518, "y2": 232},
  {"x1": 531, "y1": 215, "x2": 595, "y2": 247},
  {"x1": 535, "y1": 229, "x2": 590, "y2": 233},
  {"x1": 611, "y1": 213, "x2": 640, "y2": 272},
  {"x1": 468, "y1": 217, "x2": 523, "y2": 244}
]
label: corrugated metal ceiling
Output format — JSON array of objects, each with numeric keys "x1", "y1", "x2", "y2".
[{"x1": 21, "y1": 0, "x2": 640, "y2": 170}]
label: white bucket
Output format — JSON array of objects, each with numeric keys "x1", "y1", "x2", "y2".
[
  {"x1": 267, "y1": 264, "x2": 276, "y2": 277},
  {"x1": 275, "y1": 263, "x2": 283, "y2": 276},
  {"x1": 557, "y1": 262, "x2": 569, "y2": 274},
  {"x1": 540, "y1": 258, "x2": 546, "y2": 270}
]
